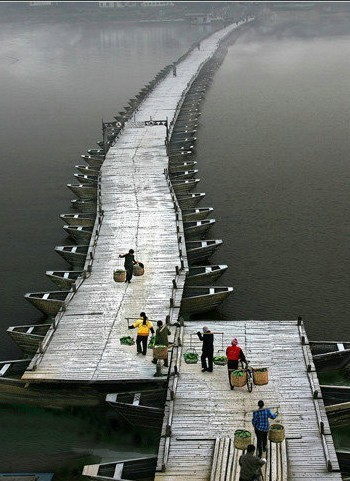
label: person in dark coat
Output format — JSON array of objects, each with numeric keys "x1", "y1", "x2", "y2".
[
  {"x1": 197, "y1": 326, "x2": 214, "y2": 372},
  {"x1": 119, "y1": 249, "x2": 138, "y2": 283},
  {"x1": 239, "y1": 444, "x2": 266, "y2": 481},
  {"x1": 152, "y1": 320, "x2": 171, "y2": 367}
]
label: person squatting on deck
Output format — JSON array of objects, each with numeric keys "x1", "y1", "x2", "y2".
[
  {"x1": 226, "y1": 338, "x2": 247, "y2": 390},
  {"x1": 152, "y1": 320, "x2": 171, "y2": 367},
  {"x1": 197, "y1": 326, "x2": 214, "y2": 372},
  {"x1": 239, "y1": 444, "x2": 266, "y2": 481},
  {"x1": 252, "y1": 400, "x2": 278, "y2": 457},
  {"x1": 119, "y1": 249, "x2": 139, "y2": 283},
  {"x1": 128, "y1": 312, "x2": 155, "y2": 355}
]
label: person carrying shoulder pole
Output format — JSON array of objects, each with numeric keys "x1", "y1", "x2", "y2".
[
  {"x1": 119, "y1": 249, "x2": 139, "y2": 283},
  {"x1": 152, "y1": 320, "x2": 171, "y2": 367},
  {"x1": 128, "y1": 312, "x2": 155, "y2": 356},
  {"x1": 252, "y1": 400, "x2": 278, "y2": 457},
  {"x1": 197, "y1": 326, "x2": 214, "y2": 372}
]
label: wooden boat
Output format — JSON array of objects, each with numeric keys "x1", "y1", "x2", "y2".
[
  {"x1": 168, "y1": 145, "x2": 195, "y2": 156},
  {"x1": 168, "y1": 161, "x2": 197, "y2": 173},
  {"x1": 82, "y1": 155, "x2": 104, "y2": 168},
  {"x1": 73, "y1": 173, "x2": 98, "y2": 184},
  {"x1": 46, "y1": 270, "x2": 84, "y2": 289},
  {"x1": 81, "y1": 153, "x2": 104, "y2": 161},
  {"x1": 171, "y1": 178, "x2": 200, "y2": 194},
  {"x1": 106, "y1": 389, "x2": 167, "y2": 429},
  {"x1": 76, "y1": 164, "x2": 100, "y2": 176},
  {"x1": 7, "y1": 324, "x2": 51, "y2": 355},
  {"x1": 184, "y1": 219, "x2": 215, "y2": 238},
  {"x1": 71, "y1": 199, "x2": 96, "y2": 213},
  {"x1": 82, "y1": 456, "x2": 157, "y2": 481},
  {"x1": 170, "y1": 169, "x2": 198, "y2": 180},
  {"x1": 87, "y1": 149, "x2": 105, "y2": 156},
  {"x1": 186, "y1": 265, "x2": 228, "y2": 285},
  {"x1": 336, "y1": 450, "x2": 350, "y2": 475},
  {"x1": 186, "y1": 239, "x2": 223, "y2": 263},
  {"x1": 67, "y1": 184, "x2": 97, "y2": 200},
  {"x1": 63, "y1": 225, "x2": 93, "y2": 244},
  {"x1": 0, "y1": 474, "x2": 54, "y2": 481},
  {"x1": 0, "y1": 359, "x2": 105, "y2": 407},
  {"x1": 321, "y1": 385, "x2": 350, "y2": 406},
  {"x1": 182, "y1": 207, "x2": 214, "y2": 221},
  {"x1": 180, "y1": 286, "x2": 234, "y2": 314},
  {"x1": 169, "y1": 138, "x2": 196, "y2": 147},
  {"x1": 168, "y1": 153, "x2": 194, "y2": 165},
  {"x1": 168, "y1": 150, "x2": 193, "y2": 161},
  {"x1": 310, "y1": 341, "x2": 350, "y2": 372},
  {"x1": 171, "y1": 129, "x2": 197, "y2": 137},
  {"x1": 326, "y1": 401, "x2": 350, "y2": 424},
  {"x1": 24, "y1": 291, "x2": 70, "y2": 316},
  {"x1": 55, "y1": 245, "x2": 89, "y2": 268},
  {"x1": 60, "y1": 213, "x2": 96, "y2": 227},
  {"x1": 177, "y1": 193, "x2": 206, "y2": 209}
]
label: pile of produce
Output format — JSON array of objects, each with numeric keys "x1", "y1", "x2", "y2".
[
  {"x1": 232, "y1": 369, "x2": 245, "y2": 377},
  {"x1": 270, "y1": 424, "x2": 283, "y2": 431},
  {"x1": 234, "y1": 429, "x2": 251, "y2": 438},
  {"x1": 213, "y1": 355, "x2": 227, "y2": 366},
  {"x1": 184, "y1": 352, "x2": 199, "y2": 364},
  {"x1": 253, "y1": 367, "x2": 268, "y2": 372},
  {"x1": 120, "y1": 336, "x2": 135, "y2": 346}
]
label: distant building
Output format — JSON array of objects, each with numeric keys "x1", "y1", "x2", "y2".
[
  {"x1": 29, "y1": 1, "x2": 58, "y2": 5},
  {"x1": 98, "y1": 2, "x2": 138, "y2": 7},
  {"x1": 141, "y1": 1, "x2": 174, "y2": 6}
]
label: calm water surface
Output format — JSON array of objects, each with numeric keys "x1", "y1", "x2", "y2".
[{"x1": 0, "y1": 10, "x2": 350, "y2": 474}]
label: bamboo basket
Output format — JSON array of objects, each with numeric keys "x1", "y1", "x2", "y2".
[
  {"x1": 253, "y1": 367, "x2": 269, "y2": 385},
  {"x1": 231, "y1": 370, "x2": 247, "y2": 387},
  {"x1": 234, "y1": 429, "x2": 252, "y2": 450},
  {"x1": 268, "y1": 423, "x2": 285, "y2": 443},
  {"x1": 133, "y1": 264, "x2": 144, "y2": 276},
  {"x1": 153, "y1": 346, "x2": 168, "y2": 360},
  {"x1": 113, "y1": 269, "x2": 126, "y2": 282}
]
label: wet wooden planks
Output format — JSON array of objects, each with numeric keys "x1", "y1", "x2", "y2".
[
  {"x1": 155, "y1": 320, "x2": 341, "y2": 481},
  {"x1": 22, "y1": 23, "x2": 239, "y2": 383}
]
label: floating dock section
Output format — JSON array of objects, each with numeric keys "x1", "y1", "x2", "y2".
[{"x1": 155, "y1": 319, "x2": 342, "y2": 481}]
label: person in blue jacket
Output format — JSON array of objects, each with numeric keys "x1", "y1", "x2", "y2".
[{"x1": 252, "y1": 400, "x2": 278, "y2": 457}]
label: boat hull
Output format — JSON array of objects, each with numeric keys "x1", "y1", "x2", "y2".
[
  {"x1": 71, "y1": 199, "x2": 97, "y2": 213},
  {"x1": 46, "y1": 270, "x2": 83, "y2": 289},
  {"x1": 55, "y1": 246, "x2": 89, "y2": 268},
  {"x1": 182, "y1": 208, "x2": 213, "y2": 221},
  {"x1": 186, "y1": 265, "x2": 228, "y2": 285},
  {"x1": 180, "y1": 287, "x2": 233, "y2": 314},
  {"x1": 63, "y1": 226, "x2": 93, "y2": 244},
  {"x1": 67, "y1": 184, "x2": 97, "y2": 200},
  {"x1": 177, "y1": 193, "x2": 205, "y2": 209},
  {"x1": 186, "y1": 241, "x2": 222, "y2": 264}
]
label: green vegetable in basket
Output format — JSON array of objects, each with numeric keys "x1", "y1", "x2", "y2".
[
  {"x1": 184, "y1": 352, "x2": 198, "y2": 362},
  {"x1": 270, "y1": 424, "x2": 284, "y2": 430},
  {"x1": 213, "y1": 355, "x2": 227, "y2": 363},
  {"x1": 232, "y1": 369, "x2": 244, "y2": 377},
  {"x1": 234, "y1": 429, "x2": 251, "y2": 438}
]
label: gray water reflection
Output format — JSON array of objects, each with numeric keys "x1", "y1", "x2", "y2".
[
  {"x1": 0, "y1": 17, "x2": 210, "y2": 359},
  {"x1": 195, "y1": 15, "x2": 350, "y2": 339}
]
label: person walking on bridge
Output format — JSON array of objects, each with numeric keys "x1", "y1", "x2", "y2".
[
  {"x1": 128, "y1": 312, "x2": 155, "y2": 355},
  {"x1": 197, "y1": 326, "x2": 214, "y2": 372},
  {"x1": 119, "y1": 249, "x2": 138, "y2": 283},
  {"x1": 226, "y1": 338, "x2": 247, "y2": 390},
  {"x1": 252, "y1": 400, "x2": 278, "y2": 457}
]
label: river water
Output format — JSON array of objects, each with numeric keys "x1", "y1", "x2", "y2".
[{"x1": 0, "y1": 6, "x2": 349, "y2": 475}]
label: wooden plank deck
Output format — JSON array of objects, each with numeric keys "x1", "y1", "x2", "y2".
[
  {"x1": 22, "y1": 23, "x2": 241, "y2": 383},
  {"x1": 155, "y1": 320, "x2": 342, "y2": 481}
]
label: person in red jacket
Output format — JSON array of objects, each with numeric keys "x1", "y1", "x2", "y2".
[{"x1": 226, "y1": 338, "x2": 247, "y2": 390}]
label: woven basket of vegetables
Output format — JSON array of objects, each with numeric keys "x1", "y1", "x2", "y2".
[
  {"x1": 213, "y1": 355, "x2": 228, "y2": 366},
  {"x1": 231, "y1": 369, "x2": 247, "y2": 387},
  {"x1": 133, "y1": 264, "x2": 144, "y2": 276},
  {"x1": 234, "y1": 429, "x2": 252, "y2": 450},
  {"x1": 183, "y1": 351, "x2": 199, "y2": 364},
  {"x1": 153, "y1": 345, "x2": 168, "y2": 359},
  {"x1": 120, "y1": 336, "x2": 135, "y2": 346},
  {"x1": 253, "y1": 367, "x2": 268, "y2": 385},
  {"x1": 268, "y1": 423, "x2": 285, "y2": 443},
  {"x1": 113, "y1": 269, "x2": 126, "y2": 283}
]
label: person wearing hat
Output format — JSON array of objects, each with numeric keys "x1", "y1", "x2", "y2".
[
  {"x1": 197, "y1": 326, "x2": 214, "y2": 372},
  {"x1": 226, "y1": 338, "x2": 247, "y2": 390}
]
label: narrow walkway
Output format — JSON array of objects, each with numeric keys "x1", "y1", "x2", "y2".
[
  {"x1": 156, "y1": 320, "x2": 341, "y2": 480},
  {"x1": 22, "y1": 23, "x2": 241, "y2": 383}
]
